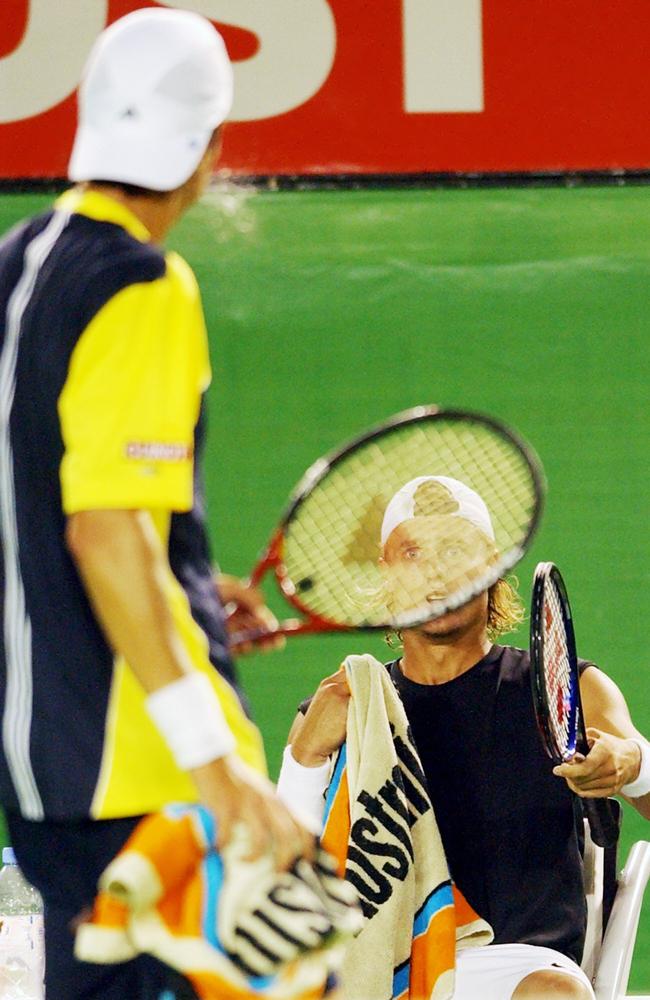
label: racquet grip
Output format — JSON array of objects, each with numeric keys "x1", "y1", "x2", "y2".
[
  {"x1": 229, "y1": 618, "x2": 305, "y2": 650},
  {"x1": 583, "y1": 798, "x2": 619, "y2": 849},
  {"x1": 229, "y1": 624, "x2": 279, "y2": 649}
]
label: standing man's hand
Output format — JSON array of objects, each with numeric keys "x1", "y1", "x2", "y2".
[
  {"x1": 192, "y1": 754, "x2": 315, "y2": 869},
  {"x1": 217, "y1": 573, "x2": 285, "y2": 654}
]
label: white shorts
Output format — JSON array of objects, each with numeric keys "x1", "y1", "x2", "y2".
[{"x1": 452, "y1": 943, "x2": 595, "y2": 1000}]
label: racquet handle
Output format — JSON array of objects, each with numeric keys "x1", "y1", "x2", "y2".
[
  {"x1": 583, "y1": 798, "x2": 620, "y2": 849},
  {"x1": 229, "y1": 615, "x2": 353, "y2": 649},
  {"x1": 228, "y1": 620, "x2": 300, "y2": 649}
]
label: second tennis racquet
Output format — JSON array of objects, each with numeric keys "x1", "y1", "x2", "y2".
[{"x1": 530, "y1": 561, "x2": 619, "y2": 849}]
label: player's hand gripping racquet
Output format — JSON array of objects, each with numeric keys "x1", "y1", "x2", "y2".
[
  {"x1": 230, "y1": 405, "x2": 545, "y2": 647},
  {"x1": 530, "y1": 562, "x2": 619, "y2": 849}
]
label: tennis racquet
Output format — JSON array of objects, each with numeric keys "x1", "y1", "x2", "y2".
[
  {"x1": 530, "y1": 561, "x2": 619, "y2": 849},
  {"x1": 230, "y1": 405, "x2": 545, "y2": 647}
]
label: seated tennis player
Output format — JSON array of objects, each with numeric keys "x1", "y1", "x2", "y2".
[{"x1": 277, "y1": 476, "x2": 650, "y2": 1000}]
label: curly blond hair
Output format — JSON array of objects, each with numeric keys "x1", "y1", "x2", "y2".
[{"x1": 486, "y1": 576, "x2": 525, "y2": 640}]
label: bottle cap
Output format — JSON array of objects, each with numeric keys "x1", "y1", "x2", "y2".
[{"x1": 2, "y1": 847, "x2": 17, "y2": 865}]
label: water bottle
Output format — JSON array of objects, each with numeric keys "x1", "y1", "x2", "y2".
[{"x1": 0, "y1": 848, "x2": 44, "y2": 999}]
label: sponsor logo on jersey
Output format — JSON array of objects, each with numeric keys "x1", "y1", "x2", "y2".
[{"x1": 125, "y1": 442, "x2": 192, "y2": 462}]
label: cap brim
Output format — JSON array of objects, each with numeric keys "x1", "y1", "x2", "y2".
[{"x1": 68, "y1": 121, "x2": 214, "y2": 192}]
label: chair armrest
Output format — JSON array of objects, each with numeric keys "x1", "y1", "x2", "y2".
[{"x1": 593, "y1": 840, "x2": 650, "y2": 1000}]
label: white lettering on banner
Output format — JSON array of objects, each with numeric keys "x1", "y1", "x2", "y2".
[
  {"x1": 157, "y1": 0, "x2": 337, "y2": 122},
  {"x1": 403, "y1": 0, "x2": 484, "y2": 113},
  {"x1": 0, "y1": 0, "x2": 108, "y2": 124},
  {"x1": 0, "y1": 0, "x2": 483, "y2": 129}
]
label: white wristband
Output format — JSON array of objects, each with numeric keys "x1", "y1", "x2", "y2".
[
  {"x1": 145, "y1": 672, "x2": 235, "y2": 770},
  {"x1": 621, "y1": 740, "x2": 650, "y2": 798},
  {"x1": 276, "y1": 745, "x2": 330, "y2": 834}
]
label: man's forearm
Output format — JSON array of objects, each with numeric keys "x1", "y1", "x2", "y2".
[
  {"x1": 66, "y1": 507, "x2": 196, "y2": 692},
  {"x1": 66, "y1": 507, "x2": 236, "y2": 768}
]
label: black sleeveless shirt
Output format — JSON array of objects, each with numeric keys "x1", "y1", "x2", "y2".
[{"x1": 388, "y1": 645, "x2": 591, "y2": 963}]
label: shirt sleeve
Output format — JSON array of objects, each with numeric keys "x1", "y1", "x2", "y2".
[{"x1": 59, "y1": 252, "x2": 211, "y2": 514}]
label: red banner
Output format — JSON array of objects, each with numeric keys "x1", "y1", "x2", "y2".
[{"x1": 1, "y1": 0, "x2": 650, "y2": 179}]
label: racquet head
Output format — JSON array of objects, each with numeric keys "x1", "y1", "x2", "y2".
[
  {"x1": 244, "y1": 405, "x2": 545, "y2": 639},
  {"x1": 529, "y1": 560, "x2": 621, "y2": 850},
  {"x1": 530, "y1": 561, "x2": 581, "y2": 762}
]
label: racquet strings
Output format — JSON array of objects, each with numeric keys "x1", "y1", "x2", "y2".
[
  {"x1": 541, "y1": 577, "x2": 578, "y2": 760},
  {"x1": 282, "y1": 414, "x2": 541, "y2": 630}
]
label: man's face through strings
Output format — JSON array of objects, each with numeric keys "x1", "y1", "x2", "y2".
[
  {"x1": 381, "y1": 513, "x2": 496, "y2": 617},
  {"x1": 379, "y1": 477, "x2": 498, "y2": 635}
]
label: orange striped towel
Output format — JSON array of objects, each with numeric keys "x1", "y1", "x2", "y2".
[
  {"x1": 75, "y1": 805, "x2": 362, "y2": 999},
  {"x1": 321, "y1": 654, "x2": 493, "y2": 1000}
]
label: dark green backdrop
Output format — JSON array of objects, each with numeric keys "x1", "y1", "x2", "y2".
[{"x1": 1, "y1": 186, "x2": 648, "y2": 989}]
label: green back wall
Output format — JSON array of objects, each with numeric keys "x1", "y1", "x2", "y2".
[{"x1": 1, "y1": 187, "x2": 648, "y2": 989}]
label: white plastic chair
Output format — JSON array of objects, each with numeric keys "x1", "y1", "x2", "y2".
[{"x1": 581, "y1": 802, "x2": 650, "y2": 1000}]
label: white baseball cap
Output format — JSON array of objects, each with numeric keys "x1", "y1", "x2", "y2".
[
  {"x1": 69, "y1": 8, "x2": 233, "y2": 192},
  {"x1": 381, "y1": 476, "x2": 495, "y2": 547}
]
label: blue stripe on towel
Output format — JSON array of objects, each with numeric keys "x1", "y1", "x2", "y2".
[
  {"x1": 164, "y1": 805, "x2": 290, "y2": 992},
  {"x1": 413, "y1": 880, "x2": 454, "y2": 937},
  {"x1": 201, "y1": 850, "x2": 224, "y2": 950},
  {"x1": 392, "y1": 956, "x2": 410, "y2": 998},
  {"x1": 322, "y1": 743, "x2": 347, "y2": 827},
  {"x1": 391, "y1": 882, "x2": 454, "y2": 999}
]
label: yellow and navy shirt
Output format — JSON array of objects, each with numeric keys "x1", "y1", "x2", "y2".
[{"x1": 0, "y1": 190, "x2": 265, "y2": 821}]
